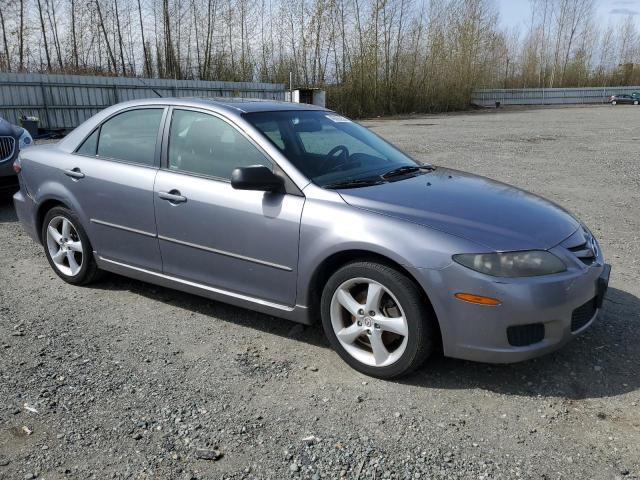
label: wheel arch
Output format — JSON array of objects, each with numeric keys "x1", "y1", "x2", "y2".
[
  {"x1": 306, "y1": 249, "x2": 442, "y2": 347},
  {"x1": 35, "y1": 198, "x2": 72, "y2": 243}
]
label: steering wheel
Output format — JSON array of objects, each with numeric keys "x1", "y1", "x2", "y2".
[{"x1": 320, "y1": 145, "x2": 350, "y2": 172}]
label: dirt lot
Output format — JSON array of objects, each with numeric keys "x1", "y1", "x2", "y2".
[{"x1": 1, "y1": 105, "x2": 639, "y2": 480}]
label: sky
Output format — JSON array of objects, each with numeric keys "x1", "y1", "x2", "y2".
[{"x1": 495, "y1": 0, "x2": 640, "y2": 29}]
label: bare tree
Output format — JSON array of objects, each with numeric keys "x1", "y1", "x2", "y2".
[
  {"x1": 138, "y1": 0, "x2": 153, "y2": 77},
  {"x1": 0, "y1": 7, "x2": 10, "y2": 71},
  {"x1": 36, "y1": 0, "x2": 53, "y2": 70},
  {"x1": 6, "y1": 0, "x2": 640, "y2": 116},
  {"x1": 71, "y1": 0, "x2": 80, "y2": 69},
  {"x1": 19, "y1": 0, "x2": 25, "y2": 70},
  {"x1": 113, "y1": 0, "x2": 127, "y2": 75},
  {"x1": 45, "y1": 0, "x2": 64, "y2": 69}
]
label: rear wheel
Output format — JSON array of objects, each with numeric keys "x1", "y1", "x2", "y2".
[
  {"x1": 321, "y1": 261, "x2": 435, "y2": 378},
  {"x1": 42, "y1": 206, "x2": 101, "y2": 285},
  {"x1": 611, "y1": 100, "x2": 617, "y2": 105},
  {"x1": 634, "y1": 100, "x2": 638, "y2": 105}
]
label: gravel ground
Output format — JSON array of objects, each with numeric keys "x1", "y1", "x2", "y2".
[{"x1": 1, "y1": 105, "x2": 639, "y2": 480}]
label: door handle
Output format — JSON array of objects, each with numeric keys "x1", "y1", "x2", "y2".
[
  {"x1": 64, "y1": 168, "x2": 85, "y2": 179},
  {"x1": 158, "y1": 190, "x2": 187, "y2": 204}
]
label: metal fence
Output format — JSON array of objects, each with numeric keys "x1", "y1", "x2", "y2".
[
  {"x1": 471, "y1": 86, "x2": 640, "y2": 107},
  {"x1": 0, "y1": 72, "x2": 287, "y2": 130}
]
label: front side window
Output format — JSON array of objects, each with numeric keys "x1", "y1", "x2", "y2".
[
  {"x1": 97, "y1": 109, "x2": 163, "y2": 166},
  {"x1": 168, "y1": 109, "x2": 271, "y2": 179},
  {"x1": 244, "y1": 110, "x2": 419, "y2": 187}
]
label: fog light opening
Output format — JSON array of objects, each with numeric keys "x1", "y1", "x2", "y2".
[{"x1": 454, "y1": 292, "x2": 502, "y2": 306}]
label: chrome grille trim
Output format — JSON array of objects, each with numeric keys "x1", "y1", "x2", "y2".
[
  {"x1": 0, "y1": 136, "x2": 16, "y2": 162},
  {"x1": 562, "y1": 227, "x2": 597, "y2": 265}
]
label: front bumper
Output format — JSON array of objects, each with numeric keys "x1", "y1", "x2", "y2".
[
  {"x1": 417, "y1": 252, "x2": 610, "y2": 364},
  {"x1": 0, "y1": 157, "x2": 16, "y2": 178},
  {"x1": 0, "y1": 143, "x2": 18, "y2": 177},
  {"x1": 0, "y1": 175, "x2": 18, "y2": 194}
]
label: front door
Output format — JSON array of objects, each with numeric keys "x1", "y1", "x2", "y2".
[{"x1": 154, "y1": 108, "x2": 304, "y2": 306}]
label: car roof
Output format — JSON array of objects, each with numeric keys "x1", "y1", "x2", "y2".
[
  {"x1": 56, "y1": 96, "x2": 332, "y2": 155},
  {"x1": 111, "y1": 96, "x2": 330, "y2": 115}
]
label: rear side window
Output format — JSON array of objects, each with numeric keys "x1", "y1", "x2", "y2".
[
  {"x1": 76, "y1": 129, "x2": 99, "y2": 156},
  {"x1": 168, "y1": 110, "x2": 271, "y2": 179},
  {"x1": 97, "y1": 109, "x2": 163, "y2": 166}
]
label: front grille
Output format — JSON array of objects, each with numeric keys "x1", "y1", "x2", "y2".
[
  {"x1": 0, "y1": 136, "x2": 16, "y2": 162},
  {"x1": 567, "y1": 242, "x2": 596, "y2": 265},
  {"x1": 571, "y1": 297, "x2": 597, "y2": 331},
  {"x1": 507, "y1": 323, "x2": 545, "y2": 347},
  {"x1": 562, "y1": 228, "x2": 597, "y2": 266}
]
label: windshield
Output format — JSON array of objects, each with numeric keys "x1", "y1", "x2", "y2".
[{"x1": 243, "y1": 110, "x2": 420, "y2": 187}]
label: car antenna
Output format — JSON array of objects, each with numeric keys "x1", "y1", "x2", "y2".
[{"x1": 136, "y1": 76, "x2": 163, "y2": 98}]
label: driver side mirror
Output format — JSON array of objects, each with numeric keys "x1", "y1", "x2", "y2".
[{"x1": 231, "y1": 165, "x2": 284, "y2": 192}]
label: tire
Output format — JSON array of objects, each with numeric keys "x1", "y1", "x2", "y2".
[
  {"x1": 320, "y1": 261, "x2": 436, "y2": 378},
  {"x1": 611, "y1": 101, "x2": 616, "y2": 105},
  {"x1": 41, "y1": 206, "x2": 101, "y2": 285},
  {"x1": 634, "y1": 100, "x2": 638, "y2": 105}
]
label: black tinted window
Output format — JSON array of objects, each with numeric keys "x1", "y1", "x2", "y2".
[
  {"x1": 97, "y1": 109, "x2": 163, "y2": 166},
  {"x1": 244, "y1": 110, "x2": 418, "y2": 187},
  {"x1": 168, "y1": 110, "x2": 270, "y2": 179},
  {"x1": 76, "y1": 129, "x2": 99, "y2": 156}
]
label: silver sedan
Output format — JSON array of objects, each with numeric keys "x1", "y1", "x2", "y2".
[{"x1": 13, "y1": 98, "x2": 610, "y2": 378}]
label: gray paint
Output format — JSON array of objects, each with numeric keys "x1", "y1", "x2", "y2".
[
  {"x1": 13, "y1": 97, "x2": 607, "y2": 364},
  {"x1": 337, "y1": 168, "x2": 579, "y2": 251}
]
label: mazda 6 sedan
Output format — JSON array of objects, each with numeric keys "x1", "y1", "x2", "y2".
[{"x1": 13, "y1": 98, "x2": 610, "y2": 378}]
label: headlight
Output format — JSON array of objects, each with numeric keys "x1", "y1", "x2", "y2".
[
  {"x1": 453, "y1": 250, "x2": 566, "y2": 277},
  {"x1": 18, "y1": 129, "x2": 33, "y2": 149}
]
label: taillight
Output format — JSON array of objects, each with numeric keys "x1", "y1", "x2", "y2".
[{"x1": 13, "y1": 158, "x2": 22, "y2": 174}]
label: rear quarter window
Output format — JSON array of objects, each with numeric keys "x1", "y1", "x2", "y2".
[{"x1": 76, "y1": 129, "x2": 99, "y2": 156}]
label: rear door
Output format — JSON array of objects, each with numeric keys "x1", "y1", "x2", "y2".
[
  {"x1": 66, "y1": 106, "x2": 166, "y2": 270},
  {"x1": 153, "y1": 108, "x2": 304, "y2": 306}
]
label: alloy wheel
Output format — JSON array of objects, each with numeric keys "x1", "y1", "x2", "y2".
[
  {"x1": 330, "y1": 277, "x2": 409, "y2": 367},
  {"x1": 46, "y1": 216, "x2": 84, "y2": 277}
]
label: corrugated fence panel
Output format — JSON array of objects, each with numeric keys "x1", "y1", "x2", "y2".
[
  {"x1": 471, "y1": 86, "x2": 640, "y2": 106},
  {"x1": 0, "y1": 72, "x2": 286, "y2": 130}
]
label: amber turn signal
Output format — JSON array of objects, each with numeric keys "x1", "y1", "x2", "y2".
[{"x1": 454, "y1": 292, "x2": 502, "y2": 306}]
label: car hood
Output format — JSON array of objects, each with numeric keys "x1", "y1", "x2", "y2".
[
  {"x1": 0, "y1": 117, "x2": 21, "y2": 137},
  {"x1": 338, "y1": 168, "x2": 579, "y2": 251}
]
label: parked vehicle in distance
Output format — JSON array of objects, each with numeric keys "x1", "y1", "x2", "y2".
[
  {"x1": 13, "y1": 98, "x2": 610, "y2": 378},
  {"x1": 609, "y1": 94, "x2": 638, "y2": 105},
  {"x1": 0, "y1": 116, "x2": 33, "y2": 193}
]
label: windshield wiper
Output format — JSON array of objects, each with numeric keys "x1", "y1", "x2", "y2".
[
  {"x1": 381, "y1": 164, "x2": 435, "y2": 179},
  {"x1": 324, "y1": 177, "x2": 386, "y2": 189}
]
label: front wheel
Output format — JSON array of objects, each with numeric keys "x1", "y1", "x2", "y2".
[
  {"x1": 611, "y1": 101, "x2": 617, "y2": 105},
  {"x1": 634, "y1": 100, "x2": 638, "y2": 105},
  {"x1": 42, "y1": 206, "x2": 101, "y2": 285},
  {"x1": 321, "y1": 261, "x2": 436, "y2": 378}
]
